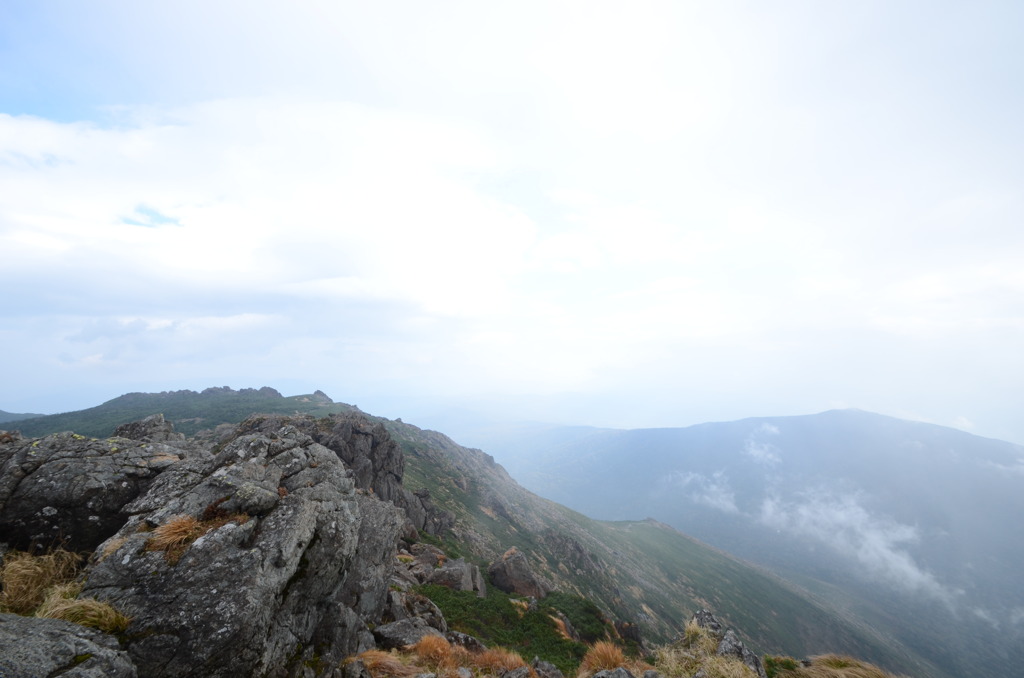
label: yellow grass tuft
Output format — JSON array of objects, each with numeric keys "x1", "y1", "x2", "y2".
[
  {"x1": 0, "y1": 549, "x2": 81, "y2": 614},
  {"x1": 145, "y1": 512, "x2": 250, "y2": 564},
  {"x1": 414, "y1": 634, "x2": 454, "y2": 669},
  {"x1": 696, "y1": 656, "x2": 757, "y2": 678},
  {"x1": 475, "y1": 647, "x2": 529, "y2": 675},
  {"x1": 786, "y1": 654, "x2": 909, "y2": 678},
  {"x1": 354, "y1": 649, "x2": 420, "y2": 678},
  {"x1": 577, "y1": 641, "x2": 626, "y2": 678},
  {"x1": 35, "y1": 582, "x2": 132, "y2": 634},
  {"x1": 550, "y1": 614, "x2": 572, "y2": 640},
  {"x1": 146, "y1": 515, "x2": 201, "y2": 551}
]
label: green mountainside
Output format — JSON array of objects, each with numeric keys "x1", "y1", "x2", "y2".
[
  {"x1": 9, "y1": 386, "x2": 358, "y2": 438},
  {"x1": 2, "y1": 388, "x2": 948, "y2": 678},
  {"x1": 0, "y1": 409, "x2": 45, "y2": 424}
]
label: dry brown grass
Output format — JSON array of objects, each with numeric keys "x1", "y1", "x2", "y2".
[
  {"x1": 577, "y1": 641, "x2": 626, "y2": 678},
  {"x1": 98, "y1": 536, "x2": 129, "y2": 562},
  {"x1": 654, "y1": 621, "x2": 733, "y2": 678},
  {"x1": 145, "y1": 512, "x2": 250, "y2": 564},
  {"x1": 35, "y1": 582, "x2": 132, "y2": 633},
  {"x1": 414, "y1": 634, "x2": 454, "y2": 668},
  {"x1": 475, "y1": 647, "x2": 530, "y2": 675},
  {"x1": 0, "y1": 549, "x2": 81, "y2": 614},
  {"x1": 550, "y1": 614, "x2": 572, "y2": 640},
  {"x1": 782, "y1": 655, "x2": 908, "y2": 678},
  {"x1": 353, "y1": 649, "x2": 420, "y2": 678}
]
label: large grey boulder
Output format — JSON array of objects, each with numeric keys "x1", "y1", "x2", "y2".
[
  {"x1": 488, "y1": 547, "x2": 550, "y2": 599},
  {"x1": 81, "y1": 422, "x2": 405, "y2": 678},
  {"x1": 0, "y1": 432, "x2": 182, "y2": 551},
  {"x1": 0, "y1": 613, "x2": 137, "y2": 677}
]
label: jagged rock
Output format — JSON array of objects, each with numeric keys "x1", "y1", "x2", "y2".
[
  {"x1": 372, "y1": 617, "x2": 443, "y2": 649},
  {"x1": 231, "y1": 414, "x2": 453, "y2": 536},
  {"x1": 446, "y1": 631, "x2": 487, "y2": 653},
  {"x1": 641, "y1": 671, "x2": 662, "y2": 678},
  {"x1": 691, "y1": 609, "x2": 724, "y2": 636},
  {"x1": 531, "y1": 657, "x2": 565, "y2": 678},
  {"x1": 504, "y1": 667, "x2": 532, "y2": 678},
  {"x1": 717, "y1": 630, "x2": 767, "y2": 678},
  {"x1": 112, "y1": 414, "x2": 186, "y2": 444},
  {"x1": 386, "y1": 591, "x2": 448, "y2": 632},
  {"x1": 592, "y1": 669, "x2": 635, "y2": 678},
  {"x1": 81, "y1": 421, "x2": 405, "y2": 678},
  {"x1": 552, "y1": 610, "x2": 580, "y2": 642},
  {"x1": 342, "y1": 660, "x2": 372, "y2": 678},
  {"x1": 425, "y1": 557, "x2": 487, "y2": 597},
  {"x1": 488, "y1": 547, "x2": 550, "y2": 599},
  {"x1": 690, "y1": 610, "x2": 766, "y2": 678},
  {"x1": 0, "y1": 432, "x2": 182, "y2": 551},
  {"x1": 0, "y1": 613, "x2": 137, "y2": 677}
]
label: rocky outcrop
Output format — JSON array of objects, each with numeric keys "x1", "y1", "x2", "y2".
[
  {"x1": 372, "y1": 617, "x2": 443, "y2": 649},
  {"x1": 112, "y1": 413, "x2": 186, "y2": 444},
  {"x1": 230, "y1": 413, "x2": 453, "y2": 536},
  {"x1": 0, "y1": 432, "x2": 182, "y2": 551},
  {"x1": 691, "y1": 609, "x2": 767, "y2": 678},
  {"x1": 0, "y1": 613, "x2": 137, "y2": 677},
  {"x1": 488, "y1": 547, "x2": 550, "y2": 599},
  {"x1": 81, "y1": 422, "x2": 405, "y2": 678}
]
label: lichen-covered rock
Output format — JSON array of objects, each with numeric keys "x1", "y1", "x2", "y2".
[
  {"x1": 81, "y1": 422, "x2": 404, "y2": 678},
  {"x1": 372, "y1": 617, "x2": 443, "y2": 649},
  {"x1": 488, "y1": 547, "x2": 550, "y2": 599},
  {"x1": 0, "y1": 432, "x2": 181, "y2": 551},
  {"x1": 426, "y1": 557, "x2": 486, "y2": 597},
  {"x1": 531, "y1": 657, "x2": 565, "y2": 678},
  {"x1": 230, "y1": 414, "x2": 452, "y2": 536},
  {"x1": 0, "y1": 613, "x2": 137, "y2": 677},
  {"x1": 112, "y1": 414, "x2": 186, "y2": 444}
]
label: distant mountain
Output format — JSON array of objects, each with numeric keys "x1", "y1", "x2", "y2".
[
  {"x1": 11, "y1": 386, "x2": 355, "y2": 438},
  {"x1": 384, "y1": 417, "x2": 946, "y2": 678},
  {"x1": 0, "y1": 409, "x2": 45, "y2": 424},
  {"x1": 464, "y1": 409, "x2": 1024, "y2": 678}
]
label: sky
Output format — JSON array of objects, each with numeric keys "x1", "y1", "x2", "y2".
[{"x1": 2, "y1": 1, "x2": 1023, "y2": 443}]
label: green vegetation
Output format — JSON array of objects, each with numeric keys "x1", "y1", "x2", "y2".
[
  {"x1": 13, "y1": 387, "x2": 358, "y2": 438},
  {"x1": 416, "y1": 583, "x2": 588, "y2": 674}
]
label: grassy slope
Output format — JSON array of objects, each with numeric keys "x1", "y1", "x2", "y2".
[{"x1": 386, "y1": 419, "x2": 948, "y2": 678}]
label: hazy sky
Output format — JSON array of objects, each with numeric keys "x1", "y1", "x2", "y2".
[{"x1": 2, "y1": 1, "x2": 1023, "y2": 443}]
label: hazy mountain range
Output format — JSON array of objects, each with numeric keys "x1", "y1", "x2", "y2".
[{"x1": 453, "y1": 409, "x2": 1024, "y2": 678}]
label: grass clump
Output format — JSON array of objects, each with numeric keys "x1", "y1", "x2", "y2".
[
  {"x1": 476, "y1": 647, "x2": 529, "y2": 674},
  {"x1": 145, "y1": 509, "x2": 250, "y2": 565},
  {"x1": 0, "y1": 549, "x2": 81, "y2": 614},
  {"x1": 577, "y1": 641, "x2": 626, "y2": 677},
  {"x1": 35, "y1": 582, "x2": 132, "y2": 633},
  {"x1": 653, "y1": 620, "x2": 751, "y2": 678},
  {"x1": 351, "y1": 649, "x2": 420, "y2": 678},
  {"x1": 772, "y1": 654, "x2": 908, "y2": 678},
  {"x1": 0, "y1": 548, "x2": 131, "y2": 634}
]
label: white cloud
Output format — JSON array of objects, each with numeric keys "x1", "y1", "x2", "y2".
[
  {"x1": 664, "y1": 471, "x2": 739, "y2": 514},
  {"x1": 758, "y1": 490, "x2": 958, "y2": 605},
  {"x1": 744, "y1": 423, "x2": 783, "y2": 465}
]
